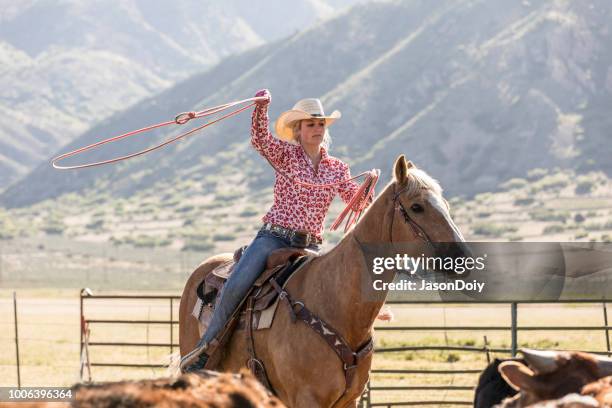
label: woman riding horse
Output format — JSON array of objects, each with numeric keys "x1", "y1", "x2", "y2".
[{"x1": 180, "y1": 89, "x2": 387, "y2": 372}]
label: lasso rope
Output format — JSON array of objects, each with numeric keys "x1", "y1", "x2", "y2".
[
  {"x1": 51, "y1": 97, "x2": 266, "y2": 169},
  {"x1": 51, "y1": 96, "x2": 378, "y2": 232}
]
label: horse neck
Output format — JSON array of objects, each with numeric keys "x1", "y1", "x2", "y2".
[
  {"x1": 353, "y1": 182, "x2": 395, "y2": 244},
  {"x1": 297, "y1": 185, "x2": 396, "y2": 347}
]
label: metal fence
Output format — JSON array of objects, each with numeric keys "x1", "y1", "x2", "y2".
[{"x1": 79, "y1": 291, "x2": 612, "y2": 406}]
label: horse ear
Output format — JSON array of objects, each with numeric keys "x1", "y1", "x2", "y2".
[
  {"x1": 394, "y1": 155, "x2": 408, "y2": 184},
  {"x1": 406, "y1": 160, "x2": 415, "y2": 169}
]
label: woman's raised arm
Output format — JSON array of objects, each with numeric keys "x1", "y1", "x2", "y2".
[{"x1": 250, "y1": 90, "x2": 291, "y2": 170}]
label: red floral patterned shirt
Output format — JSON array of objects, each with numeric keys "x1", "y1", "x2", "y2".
[{"x1": 251, "y1": 104, "x2": 360, "y2": 241}]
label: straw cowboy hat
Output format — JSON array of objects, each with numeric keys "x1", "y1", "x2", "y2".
[{"x1": 274, "y1": 98, "x2": 341, "y2": 142}]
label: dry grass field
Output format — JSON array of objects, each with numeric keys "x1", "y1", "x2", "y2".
[
  {"x1": 1, "y1": 289, "x2": 611, "y2": 406},
  {"x1": 0, "y1": 169, "x2": 611, "y2": 405}
]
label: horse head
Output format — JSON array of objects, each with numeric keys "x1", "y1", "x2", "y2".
[
  {"x1": 355, "y1": 155, "x2": 471, "y2": 263},
  {"x1": 389, "y1": 154, "x2": 465, "y2": 243}
]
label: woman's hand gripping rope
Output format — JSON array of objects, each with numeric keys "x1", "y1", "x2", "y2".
[{"x1": 330, "y1": 169, "x2": 380, "y2": 233}]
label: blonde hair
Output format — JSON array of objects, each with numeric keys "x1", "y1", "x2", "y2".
[{"x1": 291, "y1": 120, "x2": 331, "y2": 150}]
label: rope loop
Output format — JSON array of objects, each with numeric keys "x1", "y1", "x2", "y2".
[{"x1": 174, "y1": 111, "x2": 196, "y2": 125}]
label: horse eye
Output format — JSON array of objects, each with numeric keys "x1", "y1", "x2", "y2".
[{"x1": 410, "y1": 203, "x2": 424, "y2": 213}]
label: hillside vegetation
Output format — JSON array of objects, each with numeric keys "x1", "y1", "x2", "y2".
[{"x1": 0, "y1": 167, "x2": 610, "y2": 289}]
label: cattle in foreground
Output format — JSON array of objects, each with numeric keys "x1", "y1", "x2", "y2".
[
  {"x1": 0, "y1": 370, "x2": 285, "y2": 408},
  {"x1": 493, "y1": 349, "x2": 612, "y2": 407},
  {"x1": 474, "y1": 358, "x2": 523, "y2": 408}
]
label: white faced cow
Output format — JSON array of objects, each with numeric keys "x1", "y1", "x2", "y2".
[{"x1": 494, "y1": 349, "x2": 612, "y2": 407}]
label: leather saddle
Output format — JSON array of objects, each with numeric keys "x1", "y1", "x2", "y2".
[{"x1": 192, "y1": 246, "x2": 316, "y2": 337}]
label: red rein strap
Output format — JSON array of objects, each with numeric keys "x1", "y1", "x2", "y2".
[
  {"x1": 51, "y1": 96, "x2": 378, "y2": 232},
  {"x1": 51, "y1": 97, "x2": 266, "y2": 170}
]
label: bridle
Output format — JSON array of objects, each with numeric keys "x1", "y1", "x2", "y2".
[{"x1": 389, "y1": 183, "x2": 435, "y2": 248}]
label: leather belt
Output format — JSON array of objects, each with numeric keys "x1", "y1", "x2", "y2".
[{"x1": 261, "y1": 223, "x2": 322, "y2": 246}]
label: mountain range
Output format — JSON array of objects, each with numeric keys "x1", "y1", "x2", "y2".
[
  {"x1": 0, "y1": 0, "x2": 364, "y2": 190},
  {"x1": 2, "y1": 0, "x2": 611, "y2": 208}
]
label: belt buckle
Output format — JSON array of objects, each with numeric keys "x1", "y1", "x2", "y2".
[{"x1": 290, "y1": 230, "x2": 309, "y2": 248}]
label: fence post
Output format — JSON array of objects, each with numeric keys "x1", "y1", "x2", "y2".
[
  {"x1": 80, "y1": 289, "x2": 85, "y2": 363},
  {"x1": 13, "y1": 291, "x2": 21, "y2": 388},
  {"x1": 511, "y1": 302, "x2": 518, "y2": 357},
  {"x1": 170, "y1": 298, "x2": 174, "y2": 355},
  {"x1": 483, "y1": 335, "x2": 491, "y2": 364},
  {"x1": 603, "y1": 301, "x2": 610, "y2": 355}
]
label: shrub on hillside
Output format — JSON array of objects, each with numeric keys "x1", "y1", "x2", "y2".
[
  {"x1": 216, "y1": 190, "x2": 242, "y2": 201},
  {"x1": 110, "y1": 235, "x2": 171, "y2": 247},
  {"x1": 575, "y1": 180, "x2": 595, "y2": 195},
  {"x1": 133, "y1": 235, "x2": 171, "y2": 248},
  {"x1": 85, "y1": 219, "x2": 104, "y2": 230},
  {"x1": 574, "y1": 213, "x2": 586, "y2": 223},
  {"x1": 475, "y1": 193, "x2": 492, "y2": 202},
  {"x1": 0, "y1": 215, "x2": 17, "y2": 239},
  {"x1": 182, "y1": 237, "x2": 214, "y2": 252},
  {"x1": 527, "y1": 168, "x2": 548, "y2": 181},
  {"x1": 0, "y1": 229, "x2": 15, "y2": 240},
  {"x1": 239, "y1": 207, "x2": 259, "y2": 217},
  {"x1": 543, "y1": 224, "x2": 565, "y2": 234},
  {"x1": 42, "y1": 215, "x2": 66, "y2": 235},
  {"x1": 574, "y1": 231, "x2": 588, "y2": 239},
  {"x1": 529, "y1": 209, "x2": 569, "y2": 223},
  {"x1": 514, "y1": 197, "x2": 535, "y2": 206},
  {"x1": 584, "y1": 221, "x2": 612, "y2": 231},
  {"x1": 213, "y1": 232, "x2": 237, "y2": 241},
  {"x1": 472, "y1": 223, "x2": 517, "y2": 237},
  {"x1": 177, "y1": 205, "x2": 195, "y2": 213},
  {"x1": 530, "y1": 173, "x2": 569, "y2": 193},
  {"x1": 500, "y1": 178, "x2": 527, "y2": 191}
]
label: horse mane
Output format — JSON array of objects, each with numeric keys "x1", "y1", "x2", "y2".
[{"x1": 402, "y1": 167, "x2": 443, "y2": 198}]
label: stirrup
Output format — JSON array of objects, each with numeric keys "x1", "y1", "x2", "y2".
[
  {"x1": 184, "y1": 353, "x2": 209, "y2": 373},
  {"x1": 180, "y1": 342, "x2": 209, "y2": 373}
]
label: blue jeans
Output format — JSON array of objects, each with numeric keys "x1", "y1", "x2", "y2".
[{"x1": 198, "y1": 228, "x2": 319, "y2": 347}]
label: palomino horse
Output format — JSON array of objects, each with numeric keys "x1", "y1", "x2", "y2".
[{"x1": 179, "y1": 155, "x2": 467, "y2": 408}]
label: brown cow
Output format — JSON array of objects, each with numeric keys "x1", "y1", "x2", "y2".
[
  {"x1": 580, "y1": 376, "x2": 612, "y2": 407},
  {"x1": 0, "y1": 370, "x2": 285, "y2": 408},
  {"x1": 494, "y1": 349, "x2": 612, "y2": 407},
  {"x1": 509, "y1": 377, "x2": 612, "y2": 407}
]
